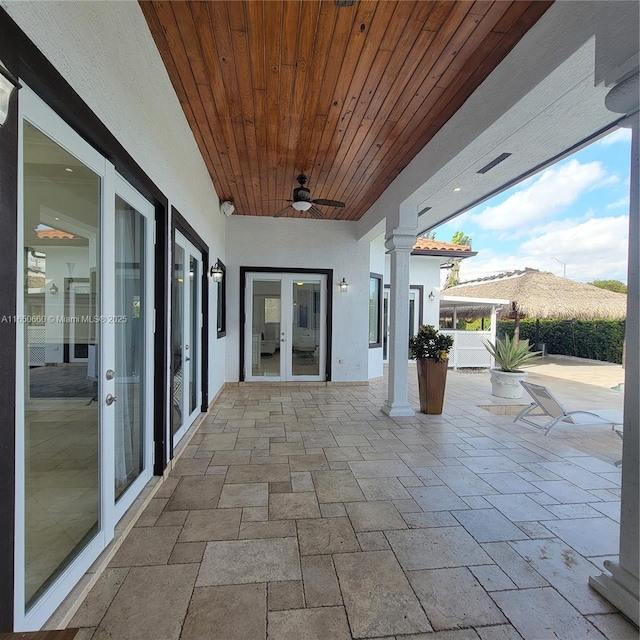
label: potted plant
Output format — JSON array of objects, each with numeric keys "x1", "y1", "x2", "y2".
[
  {"x1": 485, "y1": 334, "x2": 541, "y2": 398},
  {"x1": 409, "y1": 324, "x2": 454, "y2": 414}
]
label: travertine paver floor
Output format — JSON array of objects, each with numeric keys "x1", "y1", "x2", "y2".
[{"x1": 66, "y1": 371, "x2": 637, "y2": 640}]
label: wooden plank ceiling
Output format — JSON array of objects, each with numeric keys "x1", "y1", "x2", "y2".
[{"x1": 140, "y1": 0, "x2": 553, "y2": 221}]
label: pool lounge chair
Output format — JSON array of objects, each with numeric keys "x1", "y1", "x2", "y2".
[{"x1": 514, "y1": 381, "x2": 624, "y2": 436}]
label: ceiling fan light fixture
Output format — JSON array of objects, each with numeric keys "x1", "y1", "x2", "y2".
[{"x1": 292, "y1": 201, "x2": 312, "y2": 212}]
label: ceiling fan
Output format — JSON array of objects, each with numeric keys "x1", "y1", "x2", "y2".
[{"x1": 274, "y1": 174, "x2": 346, "y2": 219}]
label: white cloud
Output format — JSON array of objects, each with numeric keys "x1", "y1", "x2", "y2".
[
  {"x1": 468, "y1": 159, "x2": 613, "y2": 236},
  {"x1": 598, "y1": 128, "x2": 632, "y2": 146},
  {"x1": 458, "y1": 215, "x2": 628, "y2": 284},
  {"x1": 606, "y1": 196, "x2": 630, "y2": 210}
]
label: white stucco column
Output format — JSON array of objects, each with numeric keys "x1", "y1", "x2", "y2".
[
  {"x1": 382, "y1": 227, "x2": 416, "y2": 417},
  {"x1": 590, "y1": 72, "x2": 640, "y2": 625}
]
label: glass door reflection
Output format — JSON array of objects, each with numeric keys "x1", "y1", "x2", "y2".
[{"x1": 291, "y1": 280, "x2": 321, "y2": 377}]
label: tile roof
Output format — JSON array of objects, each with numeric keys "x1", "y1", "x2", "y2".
[
  {"x1": 412, "y1": 238, "x2": 473, "y2": 252},
  {"x1": 36, "y1": 228, "x2": 75, "y2": 240}
]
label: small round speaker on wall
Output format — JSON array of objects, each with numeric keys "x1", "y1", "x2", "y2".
[{"x1": 221, "y1": 200, "x2": 235, "y2": 217}]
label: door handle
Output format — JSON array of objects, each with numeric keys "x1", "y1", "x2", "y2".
[
  {"x1": 281, "y1": 338, "x2": 286, "y2": 342},
  {"x1": 105, "y1": 394, "x2": 117, "y2": 406},
  {"x1": 185, "y1": 357, "x2": 191, "y2": 362}
]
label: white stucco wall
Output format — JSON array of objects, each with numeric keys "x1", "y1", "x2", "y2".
[
  {"x1": 368, "y1": 234, "x2": 386, "y2": 379},
  {"x1": 3, "y1": 0, "x2": 228, "y2": 399},
  {"x1": 225, "y1": 217, "x2": 370, "y2": 383}
]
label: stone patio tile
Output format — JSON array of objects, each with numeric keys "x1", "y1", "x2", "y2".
[
  {"x1": 591, "y1": 501, "x2": 620, "y2": 522},
  {"x1": 478, "y1": 472, "x2": 539, "y2": 494},
  {"x1": 93, "y1": 564, "x2": 198, "y2": 640},
  {"x1": 154, "y1": 509, "x2": 188, "y2": 527},
  {"x1": 538, "y1": 462, "x2": 618, "y2": 490},
  {"x1": 291, "y1": 471, "x2": 314, "y2": 492},
  {"x1": 432, "y1": 466, "x2": 499, "y2": 497},
  {"x1": 199, "y1": 433, "x2": 238, "y2": 451},
  {"x1": 109, "y1": 526, "x2": 181, "y2": 567},
  {"x1": 459, "y1": 456, "x2": 526, "y2": 474},
  {"x1": 386, "y1": 527, "x2": 492, "y2": 571},
  {"x1": 289, "y1": 454, "x2": 330, "y2": 471},
  {"x1": 324, "y1": 446, "x2": 363, "y2": 461},
  {"x1": 239, "y1": 519, "x2": 296, "y2": 539},
  {"x1": 135, "y1": 498, "x2": 168, "y2": 527},
  {"x1": 267, "y1": 607, "x2": 351, "y2": 640},
  {"x1": 510, "y1": 537, "x2": 614, "y2": 614},
  {"x1": 345, "y1": 501, "x2": 407, "y2": 531},
  {"x1": 70, "y1": 568, "x2": 129, "y2": 627},
  {"x1": 357, "y1": 477, "x2": 411, "y2": 500},
  {"x1": 348, "y1": 460, "x2": 413, "y2": 478},
  {"x1": 302, "y1": 432, "x2": 339, "y2": 448},
  {"x1": 531, "y1": 480, "x2": 602, "y2": 503},
  {"x1": 481, "y1": 542, "x2": 548, "y2": 588},
  {"x1": 408, "y1": 567, "x2": 507, "y2": 630},
  {"x1": 171, "y1": 458, "x2": 210, "y2": 476},
  {"x1": 334, "y1": 551, "x2": 432, "y2": 638},
  {"x1": 356, "y1": 531, "x2": 390, "y2": 551},
  {"x1": 310, "y1": 504, "x2": 343, "y2": 522},
  {"x1": 164, "y1": 475, "x2": 225, "y2": 511},
  {"x1": 484, "y1": 494, "x2": 556, "y2": 521},
  {"x1": 311, "y1": 470, "x2": 366, "y2": 502},
  {"x1": 242, "y1": 506, "x2": 268, "y2": 521},
  {"x1": 334, "y1": 435, "x2": 371, "y2": 447},
  {"x1": 211, "y1": 450, "x2": 251, "y2": 465},
  {"x1": 178, "y1": 509, "x2": 241, "y2": 542},
  {"x1": 238, "y1": 427, "x2": 285, "y2": 439},
  {"x1": 393, "y1": 497, "x2": 424, "y2": 513},
  {"x1": 408, "y1": 486, "x2": 469, "y2": 511},
  {"x1": 297, "y1": 517, "x2": 360, "y2": 555},
  {"x1": 218, "y1": 483, "x2": 269, "y2": 508},
  {"x1": 402, "y1": 631, "x2": 480, "y2": 640},
  {"x1": 587, "y1": 613, "x2": 640, "y2": 640},
  {"x1": 268, "y1": 580, "x2": 305, "y2": 610},
  {"x1": 225, "y1": 463, "x2": 290, "y2": 484},
  {"x1": 476, "y1": 625, "x2": 525, "y2": 640},
  {"x1": 196, "y1": 537, "x2": 301, "y2": 586},
  {"x1": 181, "y1": 583, "x2": 266, "y2": 640},
  {"x1": 545, "y1": 503, "x2": 604, "y2": 519},
  {"x1": 269, "y1": 492, "x2": 321, "y2": 519},
  {"x1": 451, "y1": 508, "x2": 530, "y2": 543},
  {"x1": 301, "y1": 555, "x2": 342, "y2": 607},
  {"x1": 74, "y1": 629, "x2": 96, "y2": 640},
  {"x1": 154, "y1": 476, "x2": 179, "y2": 499},
  {"x1": 469, "y1": 565, "x2": 517, "y2": 591},
  {"x1": 168, "y1": 542, "x2": 206, "y2": 564},
  {"x1": 538, "y1": 517, "x2": 621, "y2": 557},
  {"x1": 490, "y1": 587, "x2": 606, "y2": 640},
  {"x1": 270, "y1": 442, "x2": 306, "y2": 456},
  {"x1": 206, "y1": 465, "x2": 229, "y2": 475},
  {"x1": 402, "y1": 511, "x2": 459, "y2": 528},
  {"x1": 269, "y1": 481, "x2": 292, "y2": 493}
]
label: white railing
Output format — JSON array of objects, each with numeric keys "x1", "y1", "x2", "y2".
[{"x1": 441, "y1": 330, "x2": 493, "y2": 369}]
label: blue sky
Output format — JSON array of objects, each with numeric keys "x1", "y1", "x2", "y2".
[{"x1": 435, "y1": 128, "x2": 632, "y2": 284}]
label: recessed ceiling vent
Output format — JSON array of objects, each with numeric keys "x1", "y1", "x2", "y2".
[
  {"x1": 334, "y1": 0, "x2": 356, "y2": 6},
  {"x1": 477, "y1": 152, "x2": 511, "y2": 174},
  {"x1": 418, "y1": 206, "x2": 432, "y2": 216}
]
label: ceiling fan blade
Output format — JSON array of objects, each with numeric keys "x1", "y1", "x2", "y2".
[
  {"x1": 274, "y1": 205, "x2": 293, "y2": 217},
  {"x1": 308, "y1": 205, "x2": 325, "y2": 219},
  {"x1": 312, "y1": 199, "x2": 345, "y2": 207}
]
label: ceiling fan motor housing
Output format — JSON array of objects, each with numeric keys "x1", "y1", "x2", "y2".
[{"x1": 293, "y1": 186, "x2": 311, "y2": 202}]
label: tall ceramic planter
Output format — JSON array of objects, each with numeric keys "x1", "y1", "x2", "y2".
[
  {"x1": 417, "y1": 358, "x2": 448, "y2": 414},
  {"x1": 489, "y1": 369, "x2": 527, "y2": 398}
]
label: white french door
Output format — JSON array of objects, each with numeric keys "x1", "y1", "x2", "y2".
[
  {"x1": 244, "y1": 272, "x2": 327, "y2": 382},
  {"x1": 16, "y1": 86, "x2": 154, "y2": 631},
  {"x1": 171, "y1": 231, "x2": 203, "y2": 446}
]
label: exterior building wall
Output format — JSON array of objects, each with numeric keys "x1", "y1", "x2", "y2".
[
  {"x1": 225, "y1": 216, "x2": 370, "y2": 383},
  {"x1": 368, "y1": 234, "x2": 386, "y2": 379}
]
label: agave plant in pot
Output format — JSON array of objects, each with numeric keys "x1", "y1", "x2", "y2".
[
  {"x1": 485, "y1": 334, "x2": 541, "y2": 399},
  {"x1": 409, "y1": 324, "x2": 454, "y2": 414}
]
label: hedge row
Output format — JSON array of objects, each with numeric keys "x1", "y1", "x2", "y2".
[{"x1": 496, "y1": 319, "x2": 625, "y2": 364}]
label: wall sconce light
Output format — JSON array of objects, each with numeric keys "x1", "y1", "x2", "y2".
[
  {"x1": 428, "y1": 290, "x2": 435, "y2": 301},
  {"x1": 339, "y1": 278, "x2": 349, "y2": 293},
  {"x1": 49, "y1": 282, "x2": 59, "y2": 295},
  {"x1": 210, "y1": 260, "x2": 224, "y2": 283},
  {"x1": 0, "y1": 60, "x2": 21, "y2": 127}
]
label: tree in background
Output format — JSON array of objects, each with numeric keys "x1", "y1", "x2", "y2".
[
  {"x1": 444, "y1": 231, "x2": 472, "y2": 288},
  {"x1": 419, "y1": 230, "x2": 437, "y2": 239},
  {"x1": 589, "y1": 279, "x2": 627, "y2": 294}
]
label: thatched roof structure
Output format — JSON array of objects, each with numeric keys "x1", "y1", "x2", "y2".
[{"x1": 443, "y1": 268, "x2": 627, "y2": 320}]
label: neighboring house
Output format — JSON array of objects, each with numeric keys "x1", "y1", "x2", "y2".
[{"x1": 0, "y1": 1, "x2": 637, "y2": 632}]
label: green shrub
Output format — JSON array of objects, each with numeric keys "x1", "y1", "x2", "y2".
[{"x1": 496, "y1": 319, "x2": 625, "y2": 364}]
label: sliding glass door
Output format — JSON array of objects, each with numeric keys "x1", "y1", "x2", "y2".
[{"x1": 245, "y1": 273, "x2": 327, "y2": 382}]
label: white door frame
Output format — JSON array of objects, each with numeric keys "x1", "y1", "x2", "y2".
[
  {"x1": 14, "y1": 85, "x2": 155, "y2": 631},
  {"x1": 244, "y1": 272, "x2": 327, "y2": 382},
  {"x1": 383, "y1": 285, "x2": 422, "y2": 363}
]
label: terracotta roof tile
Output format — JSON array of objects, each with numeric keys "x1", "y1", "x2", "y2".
[
  {"x1": 412, "y1": 238, "x2": 472, "y2": 252},
  {"x1": 36, "y1": 228, "x2": 75, "y2": 240}
]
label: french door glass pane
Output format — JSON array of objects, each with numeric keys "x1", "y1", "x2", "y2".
[
  {"x1": 23, "y1": 122, "x2": 100, "y2": 606},
  {"x1": 291, "y1": 280, "x2": 320, "y2": 376},
  {"x1": 172, "y1": 244, "x2": 185, "y2": 434},
  {"x1": 189, "y1": 256, "x2": 198, "y2": 414},
  {"x1": 114, "y1": 196, "x2": 145, "y2": 500},
  {"x1": 251, "y1": 279, "x2": 281, "y2": 377}
]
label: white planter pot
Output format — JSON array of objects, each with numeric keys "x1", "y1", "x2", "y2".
[{"x1": 490, "y1": 369, "x2": 527, "y2": 399}]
